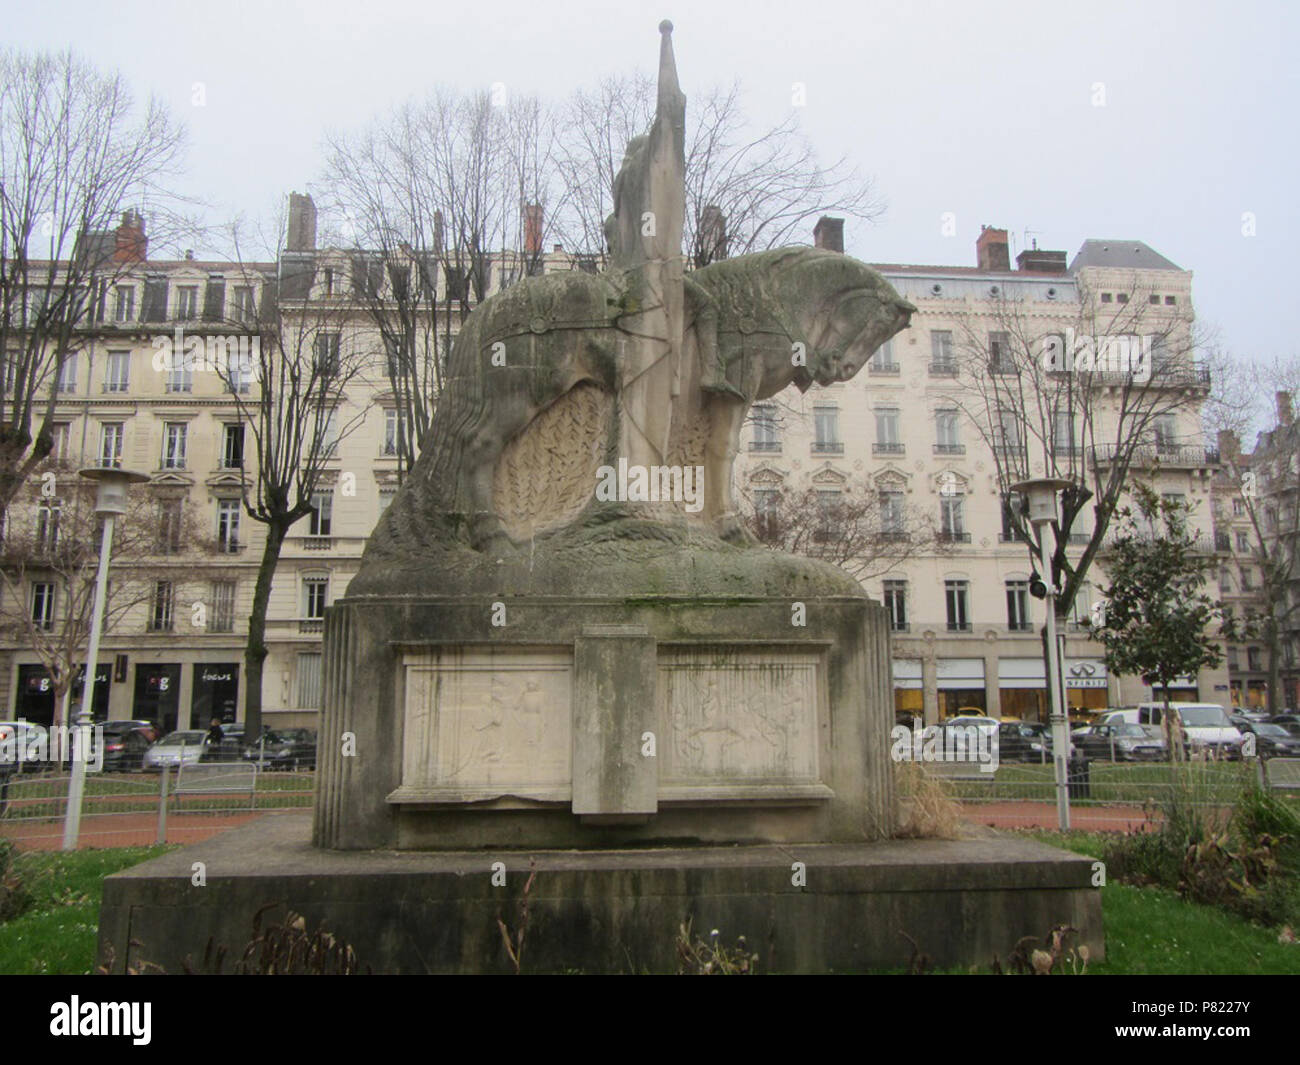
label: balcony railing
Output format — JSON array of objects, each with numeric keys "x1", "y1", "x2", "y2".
[
  {"x1": 872, "y1": 442, "x2": 904, "y2": 455},
  {"x1": 933, "y1": 443, "x2": 965, "y2": 455},
  {"x1": 298, "y1": 618, "x2": 324, "y2": 634},
  {"x1": 928, "y1": 362, "x2": 958, "y2": 376},
  {"x1": 1091, "y1": 443, "x2": 1221, "y2": 468},
  {"x1": 302, "y1": 536, "x2": 333, "y2": 551},
  {"x1": 749, "y1": 440, "x2": 782, "y2": 453},
  {"x1": 869, "y1": 362, "x2": 900, "y2": 375},
  {"x1": 937, "y1": 530, "x2": 972, "y2": 544},
  {"x1": 813, "y1": 441, "x2": 845, "y2": 455}
]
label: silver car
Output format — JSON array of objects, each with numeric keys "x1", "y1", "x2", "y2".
[{"x1": 142, "y1": 730, "x2": 208, "y2": 771}]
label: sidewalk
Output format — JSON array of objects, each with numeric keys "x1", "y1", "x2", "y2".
[{"x1": 0, "y1": 811, "x2": 267, "y2": 851}]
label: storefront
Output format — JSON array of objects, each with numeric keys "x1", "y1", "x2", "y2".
[
  {"x1": 937, "y1": 658, "x2": 986, "y2": 718},
  {"x1": 191, "y1": 663, "x2": 239, "y2": 726},
  {"x1": 892, "y1": 659, "x2": 923, "y2": 720},
  {"x1": 1150, "y1": 674, "x2": 1199, "y2": 703},
  {"x1": 133, "y1": 664, "x2": 181, "y2": 734},
  {"x1": 1064, "y1": 658, "x2": 1109, "y2": 715},
  {"x1": 13, "y1": 663, "x2": 111, "y2": 726},
  {"x1": 997, "y1": 658, "x2": 1046, "y2": 722}
]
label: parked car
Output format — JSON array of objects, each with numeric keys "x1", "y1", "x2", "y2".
[
  {"x1": 1109, "y1": 703, "x2": 1244, "y2": 760},
  {"x1": 997, "y1": 721, "x2": 1049, "y2": 762},
  {"x1": 99, "y1": 723, "x2": 155, "y2": 772},
  {"x1": 1236, "y1": 720, "x2": 1300, "y2": 759},
  {"x1": 142, "y1": 730, "x2": 208, "y2": 771},
  {"x1": 242, "y1": 729, "x2": 317, "y2": 770},
  {"x1": 1077, "y1": 722, "x2": 1167, "y2": 762}
]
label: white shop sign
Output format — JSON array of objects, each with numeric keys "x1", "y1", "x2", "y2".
[
  {"x1": 936, "y1": 658, "x2": 985, "y2": 690},
  {"x1": 892, "y1": 659, "x2": 923, "y2": 690}
]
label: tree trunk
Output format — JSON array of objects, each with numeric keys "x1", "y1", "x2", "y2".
[
  {"x1": 1266, "y1": 619, "x2": 1282, "y2": 713},
  {"x1": 244, "y1": 520, "x2": 289, "y2": 741}
]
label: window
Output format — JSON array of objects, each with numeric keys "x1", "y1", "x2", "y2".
[
  {"x1": 1001, "y1": 494, "x2": 1027, "y2": 542},
  {"x1": 935, "y1": 409, "x2": 961, "y2": 453},
  {"x1": 1236, "y1": 531, "x2": 1250, "y2": 552},
  {"x1": 55, "y1": 355, "x2": 76, "y2": 394},
  {"x1": 157, "y1": 499, "x2": 183, "y2": 554},
  {"x1": 1149, "y1": 294, "x2": 1161, "y2": 305},
  {"x1": 883, "y1": 580, "x2": 908, "y2": 632},
  {"x1": 383, "y1": 409, "x2": 402, "y2": 456},
  {"x1": 321, "y1": 410, "x2": 339, "y2": 458},
  {"x1": 226, "y1": 356, "x2": 251, "y2": 394},
  {"x1": 297, "y1": 651, "x2": 323, "y2": 709},
  {"x1": 222, "y1": 424, "x2": 244, "y2": 469},
  {"x1": 813, "y1": 406, "x2": 841, "y2": 453},
  {"x1": 873, "y1": 408, "x2": 901, "y2": 454},
  {"x1": 1070, "y1": 581, "x2": 1093, "y2": 628},
  {"x1": 105, "y1": 350, "x2": 130, "y2": 393},
  {"x1": 753, "y1": 488, "x2": 779, "y2": 537},
  {"x1": 99, "y1": 423, "x2": 124, "y2": 468},
  {"x1": 113, "y1": 286, "x2": 135, "y2": 322},
  {"x1": 1100, "y1": 292, "x2": 1113, "y2": 304},
  {"x1": 303, "y1": 577, "x2": 329, "y2": 619},
  {"x1": 36, "y1": 501, "x2": 60, "y2": 552},
  {"x1": 880, "y1": 491, "x2": 905, "y2": 537},
  {"x1": 211, "y1": 580, "x2": 236, "y2": 633},
  {"x1": 1053, "y1": 408, "x2": 1075, "y2": 454},
  {"x1": 930, "y1": 330, "x2": 955, "y2": 372},
  {"x1": 1241, "y1": 568, "x2": 1254, "y2": 590},
  {"x1": 1116, "y1": 293, "x2": 1129, "y2": 304},
  {"x1": 1247, "y1": 647, "x2": 1262, "y2": 672},
  {"x1": 166, "y1": 359, "x2": 192, "y2": 394},
  {"x1": 161, "y1": 422, "x2": 187, "y2": 469},
  {"x1": 945, "y1": 580, "x2": 970, "y2": 631},
  {"x1": 314, "y1": 333, "x2": 341, "y2": 376},
  {"x1": 814, "y1": 489, "x2": 841, "y2": 542},
  {"x1": 751, "y1": 404, "x2": 780, "y2": 452},
  {"x1": 1165, "y1": 295, "x2": 1177, "y2": 306},
  {"x1": 149, "y1": 581, "x2": 174, "y2": 632},
  {"x1": 309, "y1": 491, "x2": 333, "y2": 537},
  {"x1": 988, "y1": 332, "x2": 1014, "y2": 373},
  {"x1": 1006, "y1": 580, "x2": 1031, "y2": 631},
  {"x1": 1154, "y1": 414, "x2": 1177, "y2": 451},
  {"x1": 142, "y1": 278, "x2": 169, "y2": 322},
  {"x1": 233, "y1": 285, "x2": 256, "y2": 322},
  {"x1": 1227, "y1": 646, "x2": 1239, "y2": 671},
  {"x1": 217, "y1": 499, "x2": 240, "y2": 552},
  {"x1": 869, "y1": 339, "x2": 898, "y2": 372},
  {"x1": 940, "y1": 496, "x2": 967, "y2": 541},
  {"x1": 1232, "y1": 497, "x2": 1245, "y2": 517},
  {"x1": 997, "y1": 408, "x2": 1021, "y2": 451},
  {"x1": 31, "y1": 582, "x2": 56, "y2": 631},
  {"x1": 323, "y1": 268, "x2": 335, "y2": 297},
  {"x1": 176, "y1": 286, "x2": 198, "y2": 320},
  {"x1": 203, "y1": 277, "x2": 225, "y2": 320},
  {"x1": 49, "y1": 422, "x2": 70, "y2": 464},
  {"x1": 378, "y1": 487, "x2": 397, "y2": 517}
]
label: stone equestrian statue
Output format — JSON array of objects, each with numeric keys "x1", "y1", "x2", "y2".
[{"x1": 362, "y1": 21, "x2": 915, "y2": 564}]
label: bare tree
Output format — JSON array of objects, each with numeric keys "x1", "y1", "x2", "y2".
[
  {"x1": 319, "y1": 90, "x2": 558, "y2": 473},
  {"x1": 552, "y1": 75, "x2": 885, "y2": 267},
  {"x1": 0, "y1": 477, "x2": 162, "y2": 731},
  {"x1": 941, "y1": 279, "x2": 1214, "y2": 630},
  {"x1": 0, "y1": 48, "x2": 187, "y2": 523},
  {"x1": 214, "y1": 227, "x2": 374, "y2": 739},
  {"x1": 738, "y1": 475, "x2": 947, "y2": 582}
]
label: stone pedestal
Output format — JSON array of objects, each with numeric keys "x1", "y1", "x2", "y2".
[{"x1": 313, "y1": 533, "x2": 895, "y2": 850}]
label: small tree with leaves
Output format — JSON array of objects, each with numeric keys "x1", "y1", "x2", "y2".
[{"x1": 1087, "y1": 483, "x2": 1228, "y2": 759}]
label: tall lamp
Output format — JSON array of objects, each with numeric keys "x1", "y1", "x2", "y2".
[
  {"x1": 61, "y1": 467, "x2": 149, "y2": 851},
  {"x1": 1010, "y1": 477, "x2": 1074, "y2": 831}
]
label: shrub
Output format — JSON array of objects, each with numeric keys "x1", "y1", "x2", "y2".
[{"x1": 0, "y1": 840, "x2": 32, "y2": 924}]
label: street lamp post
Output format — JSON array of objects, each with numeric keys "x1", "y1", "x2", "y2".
[
  {"x1": 1011, "y1": 477, "x2": 1074, "y2": 832},
  {"x1": 61, "y1": 467, "x2": 149, "y2": 852}
]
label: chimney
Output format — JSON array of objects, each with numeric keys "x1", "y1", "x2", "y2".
[
  {"x1": 1016, "y1": 247, "x2": 1068, "y2": 274},
  {"x1": 976, "y1": 226, "x2": 1009, "y2": 271},
  {"x1": 114, "y1": 210, "x2": 148, "y2": 263},
  {"x1": 700, "y1": 205, "x2": 728, "y2": 261},
  {"x1": 1277, "y1": 391, "x2": 1294, "y2": 426},
  {"x1": 523, "y1": 203, "x2": 543, "y2": 256},
  {"x1": 285, "y1": 192, "x2": 317, "y2": 253},
  {"x1": 1218, "y1": 429, "x2": 1240, "y2": 461},
  {"x1": 813, "y1": 216, "x2": 844, "y2": 253}
]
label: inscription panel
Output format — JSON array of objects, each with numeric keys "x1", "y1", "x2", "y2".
[
  {"x1": 400, "y1": 649, "x2": 571, "y2": 797},
  {"x1": 658, "y1": 648, "x2": 822, "y2": 785}
]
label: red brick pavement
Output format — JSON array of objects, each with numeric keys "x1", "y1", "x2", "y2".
[
  {"x1": 961, "y1": 801, "x2": 1159, "y2": 832},
  {"x1": 0, "y1": 811, "x2": 267, "y2": 851}
]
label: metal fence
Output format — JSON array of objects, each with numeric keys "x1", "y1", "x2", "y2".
[{"x1": 0, "y1": 765, "x2": 314, "y2": 849}]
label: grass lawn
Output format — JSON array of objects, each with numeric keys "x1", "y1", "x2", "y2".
[
  {"x1": 0, "y1": 845, "x2": 172, "y2": 975},
  {"x1": 1, "y1": 837, "x2": 1297, "y2": 974}
]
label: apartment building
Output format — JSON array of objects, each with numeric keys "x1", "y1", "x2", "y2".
[
  {"x1": 2, "y1": 201, "x2": 1234, "y2": 731},
  {"x1": 735, "y1": 224, "x2": 1230, "y2": 723}
]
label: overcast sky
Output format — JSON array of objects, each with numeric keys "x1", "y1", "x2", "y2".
[{"x1": 5, "y1": 0, "x2": 1296, "y2": 374}]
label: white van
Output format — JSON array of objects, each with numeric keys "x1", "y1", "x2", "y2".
[{"x1": 1108, "y1": 703, "x2": 1242, "y2": 759}]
